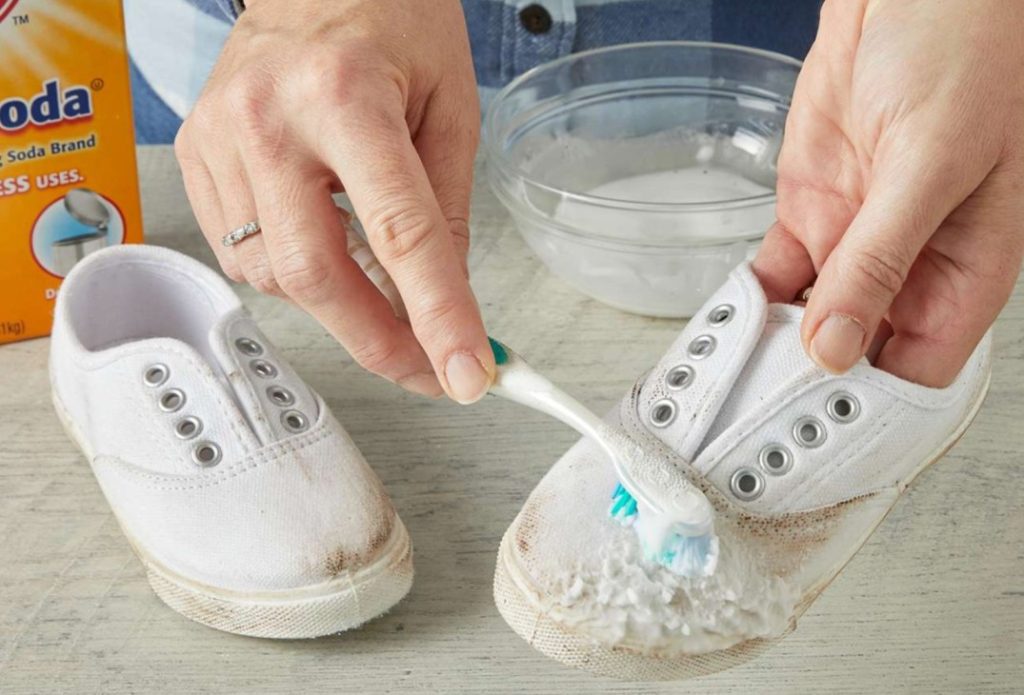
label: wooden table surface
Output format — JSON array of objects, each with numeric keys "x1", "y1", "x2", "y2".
[{"x1": 1, "y1": 147, "x2": 1021, "y2": 694}]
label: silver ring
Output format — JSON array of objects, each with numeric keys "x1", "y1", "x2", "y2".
[{"x1": 222, "y1": 221, "x2": 261, "y2": 247}]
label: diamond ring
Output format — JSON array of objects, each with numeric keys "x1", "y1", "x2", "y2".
[{"x1": 222, "y1": 221, "x2": 261, "y2": 247}]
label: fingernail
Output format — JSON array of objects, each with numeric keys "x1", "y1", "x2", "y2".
[
  {"x1": 810, "y1": 314, "x2": 866, "y2": 373},
  {"x1": 397, "y1": 372, "x2": 444, "y2": 399},
  {"x1": 444, "y1": 352, "x2": 491, "y2": 405}
]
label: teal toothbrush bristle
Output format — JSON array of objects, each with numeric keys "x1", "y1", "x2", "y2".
[
  {"x1": 609, "y1": 482, "x2": 638, "y2": 525},
  {"x1": 658, "y1": 532, "x2": 716, "y2": 577},
  {"x1": 611, "y1": 481, "x2": 718, "y2": 577}
]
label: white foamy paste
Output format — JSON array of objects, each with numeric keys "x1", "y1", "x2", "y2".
[
  {"x1": 551, "y1": 523, "x2": 797, "y2": 654},
  {"x1": 550, "y1": 435, "x2": 798, "y2": 654}
]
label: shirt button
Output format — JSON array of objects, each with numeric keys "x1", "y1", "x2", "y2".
[{"x1": 519, "y1": 4, "x2": 553, "y2": 35}]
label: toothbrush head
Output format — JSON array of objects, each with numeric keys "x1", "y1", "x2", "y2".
[
  {"x1": 654, "y1": 529, "x2": 720, "y2": 577},
  {"x1": 609, "y1": 481, "x2": 719, "y2": 578},
  {"x1": 609, "y1": 482, "x2": 638, "y2": 525}
]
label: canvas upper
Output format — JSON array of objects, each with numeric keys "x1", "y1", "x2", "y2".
[
  {"x1": 50, "y1": 245, "x2": 399, "y2": 594},
  {"x1": 500, "y1": 262, "x2": 991, "y2": 654}
]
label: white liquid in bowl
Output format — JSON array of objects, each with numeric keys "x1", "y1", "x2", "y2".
[
  {"x1": 587, "y1": 166, "x2": 773, "y2": 204},
  {"x1": 487, "y1": 42, "x2": 796, "y2": 318},
  {"x1": 551, "y1": 167, "x2": 774, "y2": 244},
  {"x1": 520, "y1": 167, "x2": 771, "y2": 317}
]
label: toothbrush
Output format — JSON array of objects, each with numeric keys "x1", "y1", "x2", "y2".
[
  {"x1": 487, "y1": 338, "x2": 719, "y2": 578},
  {"x1": 343, "y1": 219, "x2": 407, "y2": 320},
  {"x1": 334, "y1": 212, "x2": 718, "y2": 576}
]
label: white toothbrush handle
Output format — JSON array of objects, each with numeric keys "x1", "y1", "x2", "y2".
[
  {"x1": 489, "y1": 367, "x2": 608, "y2": 446},
  {"x1": 489, "y1": 343, "x2": 666, "y2": 514},
  {"x1": 340, "y1": 208, "x2": 408, "y2": 321}
]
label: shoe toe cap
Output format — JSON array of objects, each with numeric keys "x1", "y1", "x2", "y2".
[{"x1": 93, "y1": 418, "x2": 402, "y2": 593}]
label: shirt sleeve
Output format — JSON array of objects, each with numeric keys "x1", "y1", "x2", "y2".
[{"x1": 181, "y1": 0, "x2": 244, "y2": 22}]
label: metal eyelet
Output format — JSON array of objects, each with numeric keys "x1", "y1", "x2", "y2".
[
  {"x1": 827, "y1": 392, "x2": 860, "y2": 424},
  {"x1": 235, "y1": 337, "x2": 263, "y2": 356},
  {"x1": 758, "y1": 444, "x2": 793, "y2": 476},
  {"x1": 281, "y1": 410, "x2": 309, "y2": 433},
  {"x1": 158, "y1": 388, "x2": 186, "y2": 413},
  {"x1": 649, "y1": 399, "x2": 677, "y2": 428},
  {"x1": 143, "y1": 364, "x2": 169, "y2": 388},
  {"x1": 249, "y1": 359, "x2": 278, "y2": 379},
  {"x1": 793, "y1": 416, "x2": 827, "y2": 448},
  {"x1": 267, "y1": 386, "x2": 295, "y2": 407},
  {"x1": 192, "y1": 441, "x2": 222, "y2": 467},
  {"x1": 665, "y1": 365, "x2": 695, "y2": 390},
  {"x1": 174, "y1": 416, "x2": 203, "y2": 440},
  {"x1": 707, "y1": 304, "x2": 735, "y2": 327},
  {"x1": 687, "y1": 335, "x2": 716, "y2": 360},
  {"x1": 730, "y1": 468, "x2": 765, "y2": 501}
]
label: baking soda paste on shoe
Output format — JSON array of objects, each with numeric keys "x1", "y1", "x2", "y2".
[
  {"x1": 494, "y1": 262, "x2": 992, "y2": 680},
  {"x1": 50, "y1": 245, "x2": 413, "y2": 638}
]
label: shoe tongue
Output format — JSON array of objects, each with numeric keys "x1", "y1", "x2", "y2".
[
  {"x1": 698, "y1": 304, "x2": 816, "y2": 450},
  {"x1": 206, "y1": 308, "x2": 319, "y2": 445},
  {"x1": 633, "y1": 263, "x2": 816, "y2": 463}
]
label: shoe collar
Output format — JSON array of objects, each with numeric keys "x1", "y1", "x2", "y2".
[{"x1": 54, "y1": 244, "x2": 318, "y2": 446}]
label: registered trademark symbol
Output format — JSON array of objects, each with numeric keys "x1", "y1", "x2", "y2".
[{"x1": 90, "y1": 79, "x2": 104, "y2": 91}]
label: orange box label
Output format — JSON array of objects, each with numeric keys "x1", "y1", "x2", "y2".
[{"x1": 0, "y1": 0, "x2": 142, "y2": 344}]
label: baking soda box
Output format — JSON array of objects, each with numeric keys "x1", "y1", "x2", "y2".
[{"x1": 0, "y1": 0, "x2": 142, "y2": 344}]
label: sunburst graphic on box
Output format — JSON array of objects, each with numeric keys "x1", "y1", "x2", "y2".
[
  {"x1": 0, "y1": 0, "x2": 21, "y2": 24},
  {"x1": 0, "y1": 0, "x2": 123, "y2": 89}
]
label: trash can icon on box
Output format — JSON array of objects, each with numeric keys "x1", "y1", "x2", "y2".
[{"x1": 32, "y1": 188, "x2": 125, "y2": 278}]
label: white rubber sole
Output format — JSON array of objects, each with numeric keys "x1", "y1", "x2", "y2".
[
  {"x1": 493, "y1": 372, "x2": 992, "y2": 680},
  {"x1": 141, "y1": 519, "x2": 413, "y2": 639},
  {"x1": 53, "y1": 389, "x2": 414, "y2": 639}
]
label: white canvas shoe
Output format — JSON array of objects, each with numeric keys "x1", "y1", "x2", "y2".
[
  {"x1": 50, "y1": 244, "x2": 413, "y2": 638},
  {"x1": 494, "y1": 262, "x2": 992, "y2": 680}
]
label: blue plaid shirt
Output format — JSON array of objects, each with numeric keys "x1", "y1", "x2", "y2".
[{"x1": 127, "y1": 0, "x2": 821, "y2": 144}]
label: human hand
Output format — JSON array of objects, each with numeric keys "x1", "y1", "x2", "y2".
[
  {"x1": 753, "y1": 0, "x2": 1024, "y2": 387},
  {"x1": 174, "y1": 0, "x2": 494, "y2": 402}
]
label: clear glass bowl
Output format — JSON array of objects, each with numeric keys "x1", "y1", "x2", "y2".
[{"x1": 484, "y1": 42, "x2": 801, "y2": 317}]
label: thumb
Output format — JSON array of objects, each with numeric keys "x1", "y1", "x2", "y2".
[{"x1": 802, "y1": 135, "x2": 990, "y2": 373}]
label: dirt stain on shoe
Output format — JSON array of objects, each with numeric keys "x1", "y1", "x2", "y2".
[
  {"x1": 322, "y1": 506, "x2": 397, "y2": 578},
  {"x1": 515, "y1": 491, "x2": 549, "y2": 555},
  {"x1": 324, "y1": 547, "x2": 349, "y2": 577}
]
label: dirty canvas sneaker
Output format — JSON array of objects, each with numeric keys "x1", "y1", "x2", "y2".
[
  {"x1": 493, "y1": 262, "x2": 991, "y2": 680},
  {"x1": 50, "y1": 245, "x2": 413, "y2": 638}
]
